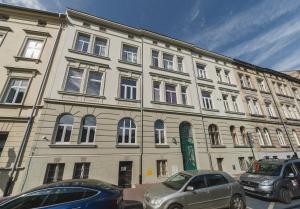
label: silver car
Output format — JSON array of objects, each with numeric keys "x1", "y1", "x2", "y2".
[{"x1": 143, "y1": 170, "x2": 246, "y2": 209}]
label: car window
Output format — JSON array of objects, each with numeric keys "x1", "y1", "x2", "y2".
[
  {"x1": 283, "y1": 164, "x2": 296, "y2": 177},
  {"x1": 0, "y1": 189, "x2": 51, "y2": 209},
  {"x1": 293, "y1": 162, "x2": 300, "y2": 173},
  {"x1": 188, "y1": 175, "x2": 206, "y2": 190},
  {"x1": 42, "y1": 187, "x2": 87, "y2": 207},
  {"x1": 205, "y1": 174, "x2": 228, "y2": 187}
]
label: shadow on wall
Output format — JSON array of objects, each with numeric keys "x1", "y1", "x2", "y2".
[{"x1": 0, "y1": 147, "x2": 16, "y2": 196}]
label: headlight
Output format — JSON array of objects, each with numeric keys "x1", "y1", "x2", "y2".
[
  {"x1": 150, "y1": 198, "x2": 163, "y2": 208},
  {"x1": 260, "y1": 180, "x2": 273, "y2": 186}
]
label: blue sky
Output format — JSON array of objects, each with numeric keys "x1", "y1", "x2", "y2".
[{"x1": 2, "y1": 0, "x2": 300, "y2": 71}]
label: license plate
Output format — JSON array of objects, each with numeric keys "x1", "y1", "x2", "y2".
[{"x1": 243, "y1": 186, "x2": 255, "y2": 191}]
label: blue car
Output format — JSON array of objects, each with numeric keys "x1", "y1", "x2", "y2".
[{"x1": 0, "y1": 179, "x2": 123, "y2": 209}]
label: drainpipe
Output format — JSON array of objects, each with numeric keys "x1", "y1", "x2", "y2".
[
  {"x1": 139, "y1": 37, "x2": 144, "y2": 185},
  {"x1": 3, "y1": 13, "x2": 65, "y2": 196},
  {"x1": 262, "y1": 72, "x2": 298, "y2": 158},
  {"x1": 190, "y1": 55, "x2": 213, "y2": 170}
]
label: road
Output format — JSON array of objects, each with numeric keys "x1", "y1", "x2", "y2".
[{"x1": 247, "y1": 195, "x2": 300, "y2": 209}]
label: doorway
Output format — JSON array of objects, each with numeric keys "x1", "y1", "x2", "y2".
[{"x1": 118, "y1": 161, "x2": 132, "y2": 188}]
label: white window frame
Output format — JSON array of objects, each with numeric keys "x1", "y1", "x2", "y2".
[
  {"x1": 265, "y1": 103, "x2": 275, "y2": 117},
  {"x1": 292, "y1": 130, "x2": 300, "y2": 146},
  {"x1": 118, "y1": 118, "x2": 136, "y2": 145},
  {"x1": 74, "y1": 33, "x2": 91, "y2": 53},
  {"x1": 155, "y1": 120, "x2": 166, "y2": 145},
  {"x1": 224, "y1": 70, "x2": 231, "y2": 84},
  {"x1": 21, "y1": 38, "x2": 44, "y2": 59},
  {"x1": 232, "y1": 96, "x2": 239, "y2": 112},
  {"x1": 276, "y1": 129, "x2": 286, "y2": 146},
  {"x1": 120, "y1": 78, "x2": 137, "y2": 100},
  {"x1": 3, "y1": 78, "x2": 29, "y2": 104},
  {"x1": 122, "y1": 44, "x2": 138, "y2": 63},
  {"x1": 93, "y1": 36, "x2": 108, "y2": 57},
  {"x1": 202, "y1": 91, "x2": 213, "y2": 109},
  {"x1": 177, "y1": 56, "x2": 183, "y2": 72},
  {"x1": 258, "y1": 79, "x2": 267, "y2": 92},
  {"x1": 152, "y1": 50, "x2": 159, "y2": 67},
  {"x1": 153, "y1": 81, "x2": 161, "y2": 102},
  {"x1": 165, "y1": 84, "x2": 177, "y2": 104},
  {"x1": 163, "y1": 53, "x2": 173, "y2": 70},
  {"x1": 222, "y1": 95, "x2": 230, "y2": 111},
  {"x1": 55, "y1": 115, "x2": 73, "y2": 144},
  {"x1": 86, "y1": 71, "x2": 102, "y2": 96},
  {"x1": 157, "y1": 160, "x2": 168, "y2": 178},
  {"x1": 263, "y1": 128, "x2": 272, "y2": 146},
  {"x1": 197, "y1": 64, "x2": 207, "y2": 79},
  {"x1": 216, "y1": 68, "x2": 222, "y2": 82},
  {"x1": 80, "y1": 116, "x2": 96, "y2": 144},
  {"x1": 64, "y1": 68, "x2": 84, "y2": 93},
  {"x1": 256, "y1": 128, "x2": 265, "y2": 146},
  {"x1": 181, "y1": 86, "x2": 188, "y2": 105}
]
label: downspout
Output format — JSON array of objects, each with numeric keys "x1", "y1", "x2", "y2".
[
  {"x1": 262, "y1": 72, "x2": 298, "y2": 158},
  {"x1": 190, "y1": 55, "x2": 213, "y2": 170},
  {"x1": 4, "y1": 13, "x2": 65, "y2": 196},
  {"x1": 139, "y1": 37, "x2": 144, "y2": 184}
]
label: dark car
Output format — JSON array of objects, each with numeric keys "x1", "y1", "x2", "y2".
[
  {"x1": 240, "y1": 158, "x2": 300, "y2": 203},
  {"x1": 0, "y1": 179, "x2": 123, "y2": 209}
]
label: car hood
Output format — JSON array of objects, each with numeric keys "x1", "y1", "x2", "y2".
[
  {"x1": 146, "y1": 183, "x2": 177, "y2": 199},
  {"x1": 240, "y1": 173, "x2": 278, "y2": 183}
]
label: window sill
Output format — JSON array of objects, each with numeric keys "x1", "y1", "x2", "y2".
[
  {"x1": 68, "y1": 49, "x2": 111, "y2": 60},
  {"x1": 0, "y1": 103, "x2": 24, "y2": 107},
  {"x1": 197, "y1": 77, "x2": 213, "y2": 82},
  {"x1": 202, "y1": 108, "x2": 219, "y2": 112},
  {"x1": 155, "y1": 144, "x2": 170, "y2": 148},
  {"x1": 260, "y1": 145, "x2": 276, "y2": 148},
  {"x1": 276, "y1": 93, "x2": 294, "y2": 99},
  {"x1": 241, "y1": 87, "x2": 257, "y2": 92},
  {"x1": 286, "y1": 118, "x2": 300, "y2": 122},
  {"x1": 150, "y1": 65, "x2": 190, "y2": 76},
  {"x1": 115, "y1": 97, "x2": 141, "y2": 103},
  {"x1": 58, "y1": 90, "x2": 106, "y2": 99},
  {"x1": 234, "y1": 145, "x2": 251, "y2": 148},
  {"x1": 280, "y1": 145, "x2": 290, "y2": 148},
  {"x1": 250, "y1": 114, "x2": 265, "y2": 118},
  {"x1": 225, "y1": 111, "x2": 245, "y2": 115},
  {"x1": 151, "y1": 100, "x2": 194, "y2": 108},
  {"x1": 211, "y1": 145, "x2": 226, "y2": 148},
  {"x1": 14, "y1": 56, "x2": 41, "y2": 63},
  {"x1": 217, "y1": 81, "x2": 237, "y2": 87},
  {"x1": 116, "y1": 144, "x2": 140, "y2": 148},
  {"x1": 49, "y1": 144, "x2": 97, "y2": 148},
  {"x1": 269, "y1": 116, "x2": 279, "y2": 119},
  {"x1": 118, "y1": 59, "x2": 141, "y2": 67},
  {"x1": 260, "y1": 90, "x2": 271, "y2": 94}
]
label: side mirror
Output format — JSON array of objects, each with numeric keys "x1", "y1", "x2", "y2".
[
  {"x1": 288, "y1": 173, "x2": 295, "y2": 178},
  {"x1": 186, "y1": 186, "x2": 194, "y2": 191}
]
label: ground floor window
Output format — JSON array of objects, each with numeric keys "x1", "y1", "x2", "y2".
[
  {"x1": 73, "y1": 162, "x2": 90, "y2": 179},
  {"x1": 238, "y1": 157, "x2": 247, "y2": 171},
  {"x1": 217, "y1": 158, "x2": 223, "y2": 171},
  {"x1": 0, "y1": 132, "x2": 8, "y2": 157},
  {"x1": 157, "y1": 160, "x2": 168, "y2": 177},
  {"x1": 44, "y1": 163, "x2": 65, "y2": 184}
]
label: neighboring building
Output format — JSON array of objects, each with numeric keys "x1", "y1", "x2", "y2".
[
  {"x1": 0, "y1": 4, "x2": 64, "y2": 195},
  {"x1": 1, "y1": 5, "x2": 300, "y2": 194},
  {"x1": 284, "y1": 70, "x2": 300, "y2": 79}
]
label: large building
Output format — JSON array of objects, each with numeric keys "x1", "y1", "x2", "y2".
[{"x1": 1, "y1": 5, "x2": 300, "y2": 195}]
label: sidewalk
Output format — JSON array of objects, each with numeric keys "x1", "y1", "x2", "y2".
[{"x1": 123, "y1": 183, "x2": 154, "y2": 202}]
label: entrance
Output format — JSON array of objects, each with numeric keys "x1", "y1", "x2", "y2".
[
  {"x1": 179, "y1": 122, "x2": 197, "y2": 170},
  {"x1": 118, "y1": 161, "x2": 132, "y2": 188}
]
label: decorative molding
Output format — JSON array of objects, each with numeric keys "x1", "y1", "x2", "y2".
[
  {"x1": 151, "y1": 100, "x2": 194, "y2": 108},
  {"x1": 14, "y1": 56, "x2": 41, "y2": 64},
  {"x1": 217, "y1": 81, "x2": 237, "y2": 87},
  {"x1": 65, "y1": 56, "x2": 110, "y2": 68},
  {"x1": 118, "y1": 59, "x2": 142, "y2": 67},
  {"x1": 49, "y1": 144, "x2": 97, "y2": 148},
  {"x1": 198, "y1": 83, "x2": 215, "y2": 89},
  {"x1": 57, "y1": 90, "x2": 106, "y2": 99},
  {"x1": 150, "y1": 65, "x2": 190, "y2": 77},
  {"x1": 68, "y1": 48, "x2": 111, "y2": 61},
  {"x1": 0, "y1": 26, "x2": 12, "y2": 31},
  {"x1": 219, "y1": 87, "x2": 239, "y2": 93},
  {"x1": 116, "y1": 144, "x2": 140, "y2": 148},
  {"x1": 5, "y1": 66, "x2": 39, "y2": 76},
  {"x1": 197, "y1": 77, "x2": 213, "y2": 83},
  {"x1": 149, "y1": 72, "x2": 191, "y2": 83},
  {"x1": 115, "y1": 97, "x2": 141, "y2": 103},
  {"x1": 117, "y1": 67, "x2": 142, "y2": 75},
  {"x1": 23, "y1": 29, "x2": 51, "y2": 37}
]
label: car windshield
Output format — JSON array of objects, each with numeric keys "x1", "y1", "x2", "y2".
[
  {"x1": 163, "y1": 173, "x2": 192, "y2": 190},
  {"x1": 247, "y1": 161, "x2": 282, "y2": 176}
]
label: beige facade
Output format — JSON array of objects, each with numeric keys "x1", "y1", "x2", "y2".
[{"x1": 1, "y1": 5, "x2": 300, "y2": 195}]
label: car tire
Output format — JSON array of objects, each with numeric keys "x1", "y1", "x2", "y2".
[
  {"x1": 168, "y1": 203, "x2": 183, "y2": 209},
  {"x1": 229, "y1": 194, "x2": 246, "y2": 209},
  {"x1": 278, "y1": 188, "x2": 292, "y2": 204}
]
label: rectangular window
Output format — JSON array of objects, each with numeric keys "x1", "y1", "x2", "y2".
[
  {"x1": 177, "y1": 57, "x2": 183, "y2": 72},
  {"x1": 181, "y1": 86, "x2": 188, "y2": 105},
  {"x1": 157, "y1": 160, "x2": 167, "y2": 177},
  {"x1": 197, "y1": 64, "x2": 207, "y2": 79},
  {"x1": 238, "y1": 157, "x2": 247, "y2": 171},
  {"x1": 122, "y1": 44, "x2": 137, "y2": 63},
  {"x1": 257, "y1": 79, "x2": 267, "y2": 91},
  {"x1": 73, "y1": 162, "x2": 90, "y2": 179},
  {"x1": 44, "y1": 163, "x2": 65, "y2": 184},
  {"x1": 21, "y1": 39, "x2": 43, "y2": 59},
  {"x1": 153, "y1": 81, "x2": 160, "y2": 102},
  {"x1": 240, "y1": 75, "x2": 252, "y2": 88},
  {"x1": 75, "y1": 33, "x2": 90, "y2": 53},
  {"x1": 253, "y1": 100, "x2": 261, "y2": 115},
  {"x1": 3, "y1": 79, "x2": 29, "y2": 104},
  {"x1": 222, "y1": 95, "x2": 230, "y2": 111},
  {"x1": 246, "y1": 76, "x2": 253, "y2": 88},
  {"x1": 202, "y1": 91, "x2": 213, "y2": 109},
  {"x1": 278, "y1": 84, "x2": 286, "y2": 95},
  {"x1": 293, "y1": 88, "x2": 300, "y2": 99},
  {"x1": 0, "y1": 132, "x2": 8, "y2": 157},
  {"x1": 265, "y1": 103, "x2": 275, "y2": 117},
  {"x1": 93, "y1": 37, "x2": 107, "y2": 56},
  {"x1": 86, "y1": 71, "x2": 102, "y2": 96},
  {"x1": 120, "y1": 78, "x2": 137, "y2": 100},
  {"x1": 163, "y1": 53, "x2": 173, "y2": 70},
  {"x1": 232, "y1": 96, "x2": 239, "y2": 112},
  {"x1": 152, "y1": 50, "x2": 159, "y2": 67},
  {"x1": 216, "y1": 68, "x2": 222, "y2": 82},
  {"x1": 165, "y1": 84, "x2": 177, "y2": 104},
  {"x1": 224, "y1": 71, "x2": 231, "y2": 84},
  {"x1": 65, "y1": 68, "x2": 83, "y2": 92}
]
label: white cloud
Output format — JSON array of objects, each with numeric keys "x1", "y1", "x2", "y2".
[
  {"x1": 272, "y1": 49, "x2": 300, "y2": 70},
  {"x1": 0, "y1": 0, "x2": 47, "y2": 10}
]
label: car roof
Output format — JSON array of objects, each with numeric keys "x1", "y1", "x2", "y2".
[
  {"x1": 181, "y1": 170, "x2": 230, "y2": 176},
  {"x1": 27, "y1": 179, "x2": 119, "y2": 193}
]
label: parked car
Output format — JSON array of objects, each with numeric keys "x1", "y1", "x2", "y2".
[
  {"x1": 143, "y1": 170, "x2": 246, "y2": 209},
  {"x1": 240, "y1": 158, "x2": 300, "y2": 203},
  {"x1": 0, "y1": 179, "x2": 123, "y2": 209}
]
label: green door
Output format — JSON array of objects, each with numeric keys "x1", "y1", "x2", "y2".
[{"x1": 179, "y1": 122, "x2": 197, "y2": 170}]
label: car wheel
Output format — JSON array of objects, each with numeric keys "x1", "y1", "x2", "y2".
[
  {"x1": 279, "y1": 188, "x2": 292, "y2": 204},
  {"x1": 229, "y1": 194, "x2": 245, "y2": 209},
  {"x1": 168, "y1": 203, "x2": 183, "y2": 209}
]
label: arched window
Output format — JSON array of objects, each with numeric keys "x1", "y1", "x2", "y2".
[
  {"x1": 55, "y1": 114, "x2": 74, "y2": 143},
  {"x1": 292, "y1": 130, "x2": 300, "y2": 146},
  {"x1": 263, "y1": 128, "x2": 272, "y2": 146},
  {"x1": 154, "y1": 120, "x2": 165, "y2": 144},
  {"x1": 240, "y1": 126, "x2": 248, "y2": 145},
  {"x1": 230, "y1": 126, "x2": 239, "y2": 145},
  {"x1": 80, "y1": 115, "x2": 96, "y2": 143},
  {"x1": 276, "y1": 129, "x2": 286, "y2": 146},
  {"x1": 117, "y1": 118, "x2": 136, "y2": 144},
  {"x1": 256, "y1": 127, "x2": 265, "y2": 146},
  {"x1": 208, "y1": 124, "x2": 221, "y2": 145}
]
